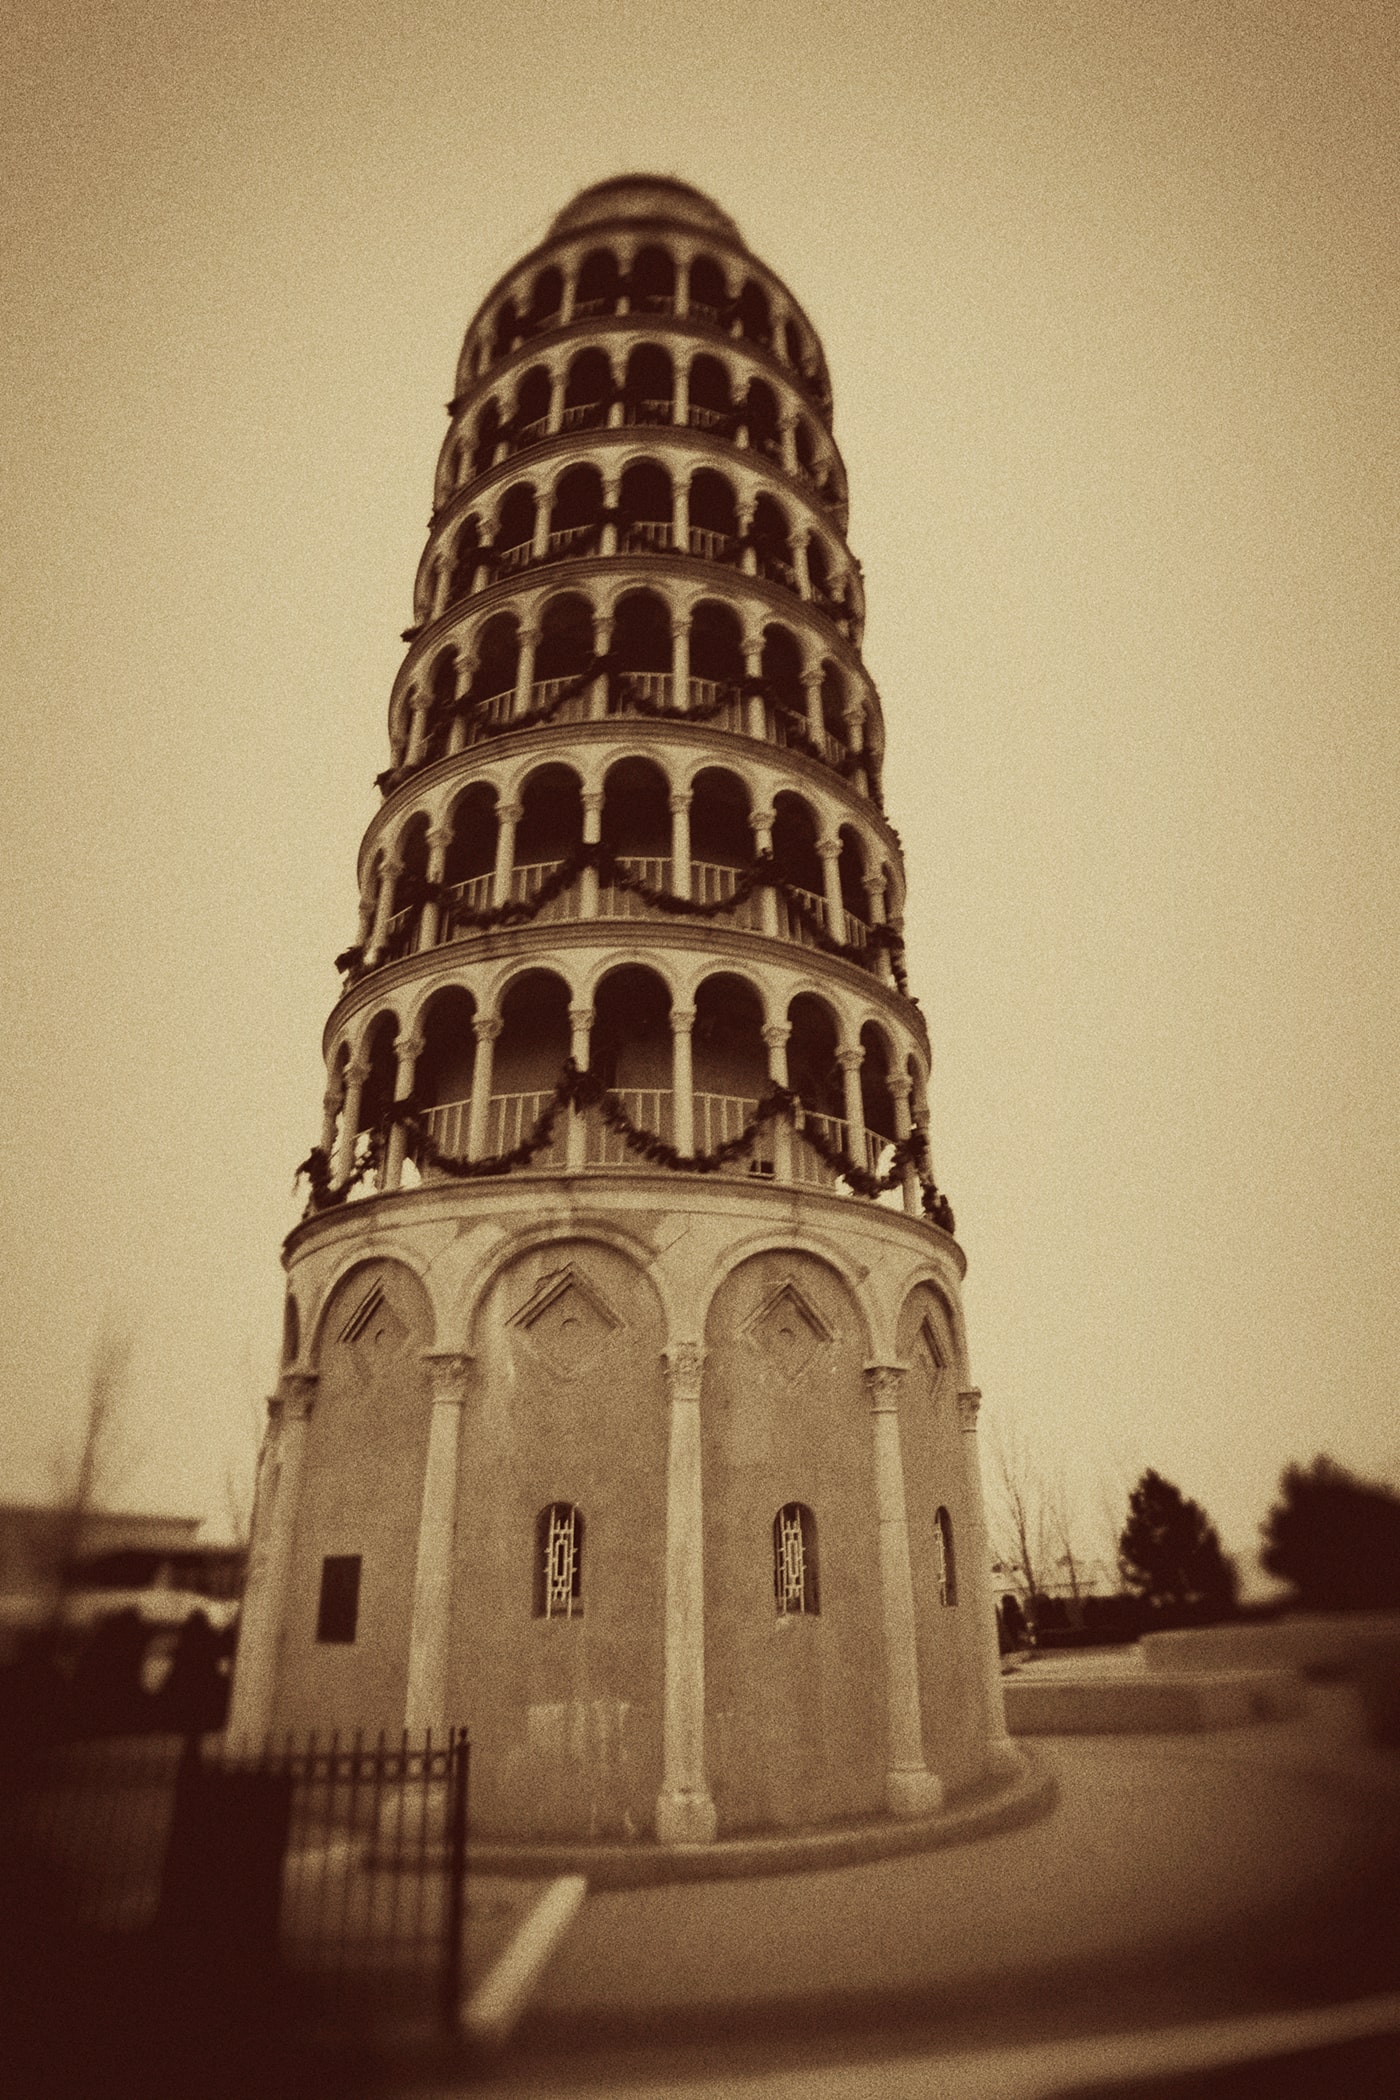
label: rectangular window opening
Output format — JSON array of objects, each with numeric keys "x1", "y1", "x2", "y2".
[{"x1": 316, "y1": 1553, "x2": 361, "y2": 1643}]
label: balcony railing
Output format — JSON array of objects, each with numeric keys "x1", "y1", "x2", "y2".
[
  {"x1": 494, "y1": 540, "x2": 533, "y2": 575},
  {"x1": 597, "y1": 856, "x2": 671, "y2": 919},
  {"x1": 511, "y1": 416, "x2": 548, "y2": 452},
  {"x1": 633, "y1": 293, "x2": 675, "y2": 315},
  {"x1": 559, "y1": 401, "x2": 608, "y2": 431},
  {"x1": 686, "y1": 403, "x2": 731, "y2": 433},
  {"x1": 622, "y1": 398, "x2": 672, "y2": 427},
  {"x1": 691, "y1": 861, "x2": 763, "y2": 930},
  {"x1": 544, "y1": 522, "x2": 596, "y2": 559},
  {"x1": 687, "y1": 526, "x2": 738, "y2": 563},
  {"x1": 620, "y1": 519, "x2": 674, "y2": 553}
]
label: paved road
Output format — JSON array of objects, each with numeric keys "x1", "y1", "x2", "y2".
[{"x1": 433, "y1": 1683, "x2": 1400, "y2": 2097}]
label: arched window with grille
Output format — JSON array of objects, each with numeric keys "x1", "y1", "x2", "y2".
[
  {"x1": 773, "y1": 1502, "x2": 819, "y2": 1615},
  {"x1": 535, "y1": 1502, "x2": 583, "y2": 1618},
  {"x1": 935, "y1": 1505, "x2": 957, "y2": 1606}
]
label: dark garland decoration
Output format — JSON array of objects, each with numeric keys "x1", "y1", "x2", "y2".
[
  {"x1": 297, "y1": 1061, "x2": 950, "y2": 1217},
  {"x1": 336, "y1": 836, "x2": 915, "y2": 990}
]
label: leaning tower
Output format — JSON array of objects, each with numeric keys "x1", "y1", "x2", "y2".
[{"x1": 230, "y1": 175, "x2": 1014, "y2": 1847}]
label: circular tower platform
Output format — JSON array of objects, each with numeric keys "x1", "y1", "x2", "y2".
[{"x1": 230, "y1": 179, "x2": 1017, "y2": 1849}]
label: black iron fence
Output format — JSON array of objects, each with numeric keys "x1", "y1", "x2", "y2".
[{"x1": 3, "y1": 1725, "x2": 470, "y2": 2044}]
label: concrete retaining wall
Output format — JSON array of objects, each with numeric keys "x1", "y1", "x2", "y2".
[
  {"x1": 1005, "y1": 1669, "x2": 1304, "y2": 1736},
  {"x1": 1142, "y1": 1615, "x2": 1400, "y2": 1681}
]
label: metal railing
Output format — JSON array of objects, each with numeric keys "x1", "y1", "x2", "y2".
[{"x1": 3, "y1": 1727, "x2": 470, "y2": 2040}]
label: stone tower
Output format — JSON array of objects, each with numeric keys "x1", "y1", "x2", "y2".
[{"x1": 230, "y1": 175, "x2": 1013, "y2": 1846}]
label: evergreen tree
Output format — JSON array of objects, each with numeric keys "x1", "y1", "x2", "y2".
[
  {"x1": 1118, "y1": 1469, "x2": 1237, "y2": 1617},
  {"x1": 1261, "y1": 1455, "x2": 1400, "y2": 1611}
]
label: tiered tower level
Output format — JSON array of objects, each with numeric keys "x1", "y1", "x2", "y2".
[{"x1": 232, "y1": 177, "x2": 1014, "y2": 1845}]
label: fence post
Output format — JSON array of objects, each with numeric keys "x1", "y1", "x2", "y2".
[{"x1": 440, "y1": 1728, "x2": 469, "y2": 2033}]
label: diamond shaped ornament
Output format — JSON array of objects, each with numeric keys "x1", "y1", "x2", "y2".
[
  {"x1": 743, "y1": 1280, "x2": 832, "y2": 1383},
  {"x1": 511, "y1": 1268, "x2": 621, "y2": 1381}
]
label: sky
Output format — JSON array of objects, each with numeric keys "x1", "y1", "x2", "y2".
[{"x1": 2, "y1": 0, "x2": 1396, "y2": 1585}]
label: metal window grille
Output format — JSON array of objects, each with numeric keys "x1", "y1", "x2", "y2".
[
  {"x1": 775, "y1": 1503, "x2": 815, "y2": 1615},
  {"x1": 542, "y1": 1503, "x2": 580, "y2": 1618}
]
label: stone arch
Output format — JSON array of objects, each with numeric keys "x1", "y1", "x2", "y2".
[
  {"x1": 700, "y1": 1245, "x2": 884, "y2": 1833},
  {"x1": 449, "y1": 1233, "x2": 668, "y2": 1839},
  {"x1": 277, "y1": 1255, "x2": 436, "y2": 1737}
]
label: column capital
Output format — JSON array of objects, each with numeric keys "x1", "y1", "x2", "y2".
[
  {"x1": 664, "y1": 1341, "x2": 705, "y2": 1401},
  {"x1": 322, "y1": 1081, "x2": 345, "y2": 1114},
  {"x1": 581, "y1": 787, "x2": 605, "y2": 814},
  {"x1": 668, "y1": 788, "x2": 693, "y2": 814},
  {"x1": 380, "y1": 851, "x2": 404, "y2": 878},
  {"x1": 568, "y1": 1004, "x2": 595, "y2": 1031},
  {"x1": 669, "y1": 1004, "x2": 697, "y2": 1034},
  {"x1": 427, "y1": 822, "x2": 453, "y2": 851},
  {"x1": 761, "y1": 1022, "x2": 791, "y2": 1049},
  {"x1": 864, "y1": 1363, "x2": 906, "y2": 1413},
  {"x1": 815, "y1": 835, "x2": 842, "y2": 862},
  {"x1": 670, "y1": 612, "x2": 690, "y2": 638},
  {"x1": 422, "y1": 1351, "x2": 473, "y2": 1404},
  {"x1": 279, "y1": 1371, "x2": 319, "y2": 1420},
  {"x1": 473, "y1": 1013, "x2": 504, "y2": 1042},
  {"x1": 836, "y1": 1046, "x2": 865, "y2": 1073},
  {"x1": 517, "y1": 619, "x2": 541, "y2": 644},
  {"x1": 801, "y1": 665, "x2": 824, "y2": 688},
  {"x1": 496, "y1": 797, "x2": 523, "y2": 823},
  {"x1": 887, "y1": 1074, "x2": 912, "y2": 1103},
  {"x1": 748, "y1": 805, "x2": 776, "y2": 831},
  {"x1": 394, "y1": 1030, "x2": 424, "y2": 1061},
  {"x1": 957, "y1": 1387, "x2": 982, "y2": 1432},
  {"x1": 344, "y1": 1055, "x2": 372, "y2": 1085}
]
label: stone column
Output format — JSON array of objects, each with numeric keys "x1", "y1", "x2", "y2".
[
  {"x1": 669, "y1": 789, "x2": 692, "y2": 899},
  {"x1": 382, "y1": 1031, "x2": 422, "y2": 1192},
  {"x1": 762, "y1": 1021, "x2": 793, "y2": 1183},
  {"x1": 779, "y1": 410, "x2": 798, "y2": 475},
  {"x1": 319, "y1": 1073, "x2": 343, "y2": 1157},
  {"x1": 405, "y1": 695, "x2": 431, "y2": 767},
  {"x1": 742, "y1": 635, "x2": 765, "y2": 738},
  {"x1": 364, "y1": 853, "x2": 401, "y2": 967},
  {"x1": 491, "y1": 799, "x2": 521, "y2": 908},
  {"x1": 590, "y1": 611, "x2": 612, "y2": 720},
  {"x1": 466, "y1": 1015, "x2": 501, "y2": 1160},
  {"x1": 420, "y1": 825, "x2": 451, "y2": 949},
  {"x1": 226, "y1": 1374, "x2": 318, "y2": 1748},
  {"x1": 601, "y1": 468, "x2": 620, "y2": 551},
  {"x1": 838, "y1": 1046, "x2": 867, "y2": 1169},
  {"x1": 580, "y1": 788, "x2": 603, "y2": 919},
  {"x1": 888, "y1": 1075, "x2": 920, "y2": 1216},
  {"x1": 802, "y1": 668, "x2": 825, "y2": 745},
  {"x1": 547, "y1": 371, "x2": 566, "y2": 436},
  {"x1": 566, "y1": 1004, "x2": 593, "y2": 1168},
  {"x1": 672, "y1": 361, "x2": 689, "y2": 426},
  {"x1": 749, "y1": 805, "x2": 778, "y2": 935},
  {"x1": 865, "y1": 871, "x2": 893, "y2": 985},
  {"x1": 670, "y1": 1004, "x2": 695, "y2": 1157},
  {"x1": 404, "y1": 1353, "x2": 472, "y2": 1733},
  {"x1": 866, "y1": 1365, "x2": 942, "y2": 1816},
  {"x1": 512, "y1": 625, "x2": 539, "y2": 718},
  {"x1": 958, "y1": 1389, "x2": 1019, "y2": 1775},
  {"x1": 331, "y1": 1057, "x2": 370, "y2": 1186},
  {"x1": 673, "y1": 477, "x2": 690, "y2": 560},
  {"x1": 656, "y1": 1342, "x2": 717, "y2": 1843},
  {"x1": 670, "y1": 616, "x2": 690, "y2": 708},
  {"x1": 816, "y1": 837, "x2": 847, "y2": 943},
  {"x1": 558, "y1": 269, "x2": 576, "y2": 326},
  {"x1": 792, "y1": 529, "x2": 811, "y2": 600},
  {"x1": 738, "y1": 498, "x2": 757, "y2": 577}
]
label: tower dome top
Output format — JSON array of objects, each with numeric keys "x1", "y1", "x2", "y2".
[{"x1": 548, "y1": 175, "x2": 741, "y2": 243}]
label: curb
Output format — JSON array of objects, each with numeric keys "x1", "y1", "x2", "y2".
[{"x1": 461, "y1": 1746, "x2": 1055, "y2": 1887}]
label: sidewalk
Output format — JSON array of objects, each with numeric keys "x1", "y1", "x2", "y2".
[{"x1": 438, "y1": 1683, "x2": 1400, "y2": 2096}]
